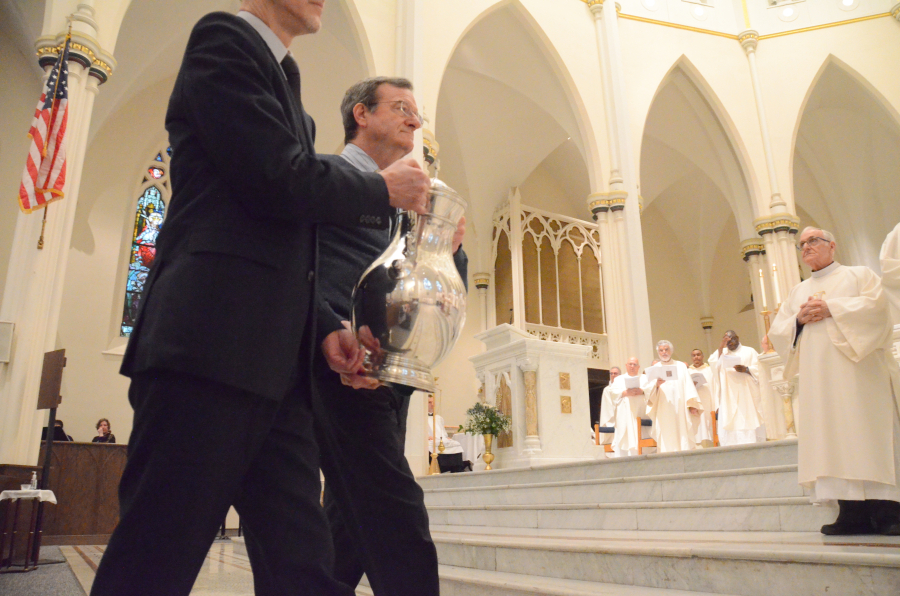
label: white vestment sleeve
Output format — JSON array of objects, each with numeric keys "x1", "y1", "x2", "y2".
[
  {"x1": 825, "y1": 268, "x2": 892, "y2": 363},
  {"x1": 880, "y1": 222, "x2": 900, "y2": 316}
]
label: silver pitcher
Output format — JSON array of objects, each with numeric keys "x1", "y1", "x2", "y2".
[{"x1": 351, "y1": 179, "x2": 467, "y2": 391}]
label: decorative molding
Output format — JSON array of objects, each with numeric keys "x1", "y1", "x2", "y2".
[
  {"x1": 700, "y1": 317, "x2": 714, "y2": 330},
  {"x1": 560, "y1": 395, "x2": 572, "y2": 413},
  {"x1": 35, "y1": 32, "x2": 115, "y2": 83},
  {"x1": 741, "y1": 239, "x2": 766, "y2": 260},
  {"x1": 473, "y1": 272, "x2": 490, "y2": 290},
  {"x1": 616, "y1": 13, "x2": 738, "y2": 39},
  {"x1": 757, "y1": 12, "x2": 893, "y2": 39},
  {"x1": 892, "y1": 3, "x2": 900, "y2": 22},
  {"x1": 754, "y1": 214, "x2": 800, "y2": 236},
  {"x1": 738, "y1": 29, "x2": 759, "y2": 52}
]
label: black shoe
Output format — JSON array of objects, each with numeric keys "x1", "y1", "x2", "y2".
[
  {"x1": 868, "y1": 500, "x2": 900, "y2": 536},
  {"x1": 820, "y1": 500, "x2": 877, "y2": 535}
]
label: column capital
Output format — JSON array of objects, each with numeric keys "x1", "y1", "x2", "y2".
[
  {"x1": 891, "y1": 3, "x2": 900, "y2": 22},
  {"x1": 741, "y1": 239, "x2": 766, "y2": 261},
  {"x1": 473, "y1": 273, "x2": 491, "y2": 290},
  {"x1": 738, "y1": 30, "x2": 759, "y2": 54},
  {"x1": 585, "y1": 0, "x2": 620, "y2": 16},
  {"x1": 754, "y1": 213, "x2": 800, "y2": 237},
  {"x1": 35, "y1": 31, "x2": 115, "y2": 84},
  {"x1": 516, "y1": 356, "x2": 539, "y2": 373},
  {"x1": 700, "y1": 317, "x2": 714, "y2": 330}
]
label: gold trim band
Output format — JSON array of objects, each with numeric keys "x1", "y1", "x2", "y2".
[{"x1": 757, "y1": 13, "x2": 891, "y2": 40}]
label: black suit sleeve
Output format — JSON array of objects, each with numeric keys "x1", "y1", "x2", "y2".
[{"x1": 177, "y1": 14, "x2": 392, "y2": 228}]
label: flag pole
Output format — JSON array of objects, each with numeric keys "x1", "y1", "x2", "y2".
[{"x1": 37, "y1": 20, "x2": 72, "y2": 250}]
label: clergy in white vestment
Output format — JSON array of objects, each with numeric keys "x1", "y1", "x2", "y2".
[
  {"x1": 596, "y1": 366, "x2": 621, "y2": 445},
  {"x1": 646, "y1": 341, "x2": 702, "y2": 453},
  {"x1": 610, "y1": 358, "x2": 654, "y2": 457},
  {"x1": 689, "y1": 349, "x2": 715, "y2": 447},
  {"x1": 427, "y1": 394, "x2": 462, "y2": 455},
  {"x1": 881, "y1": 221, "x2": 900, "y2": 318},
  {"x1": 769, "y1": 227, "x2": 900, "y2": 536},
  {"x1": 709, "y1": 331, "x2": 765, "y2": 446}
]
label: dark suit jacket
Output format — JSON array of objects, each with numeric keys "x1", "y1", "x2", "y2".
[{"x1": 121, "y1": 13, "x2": 394, "y2": 400}]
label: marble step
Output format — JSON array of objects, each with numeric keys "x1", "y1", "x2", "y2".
[
  {"x1": 355, "y1": 565, "x2": 734, "y2": 596},
  {"x1": 423, "y1": 465, "x2": 805, "y2": 507},
  {"x1": 427, "y1": 496, "x2": 837, "y2": 532},
  {"x1": 418, "y1": 440, "x2": 799, "y2": 490},
  {"x1": 429, "y1": 527, "x2": 900, "y2": 596}
]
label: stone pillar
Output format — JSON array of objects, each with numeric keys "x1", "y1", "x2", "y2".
[
  {"x1": 517, "y1": 357, "x2": 541, "y2": 454},
  {"x1": 0, "y1": 5, "x2": 114, "y2": 465},
  {"x1": 755, "y1": 215, "x2": 801, "y2": 309},
  {"x1": 587, "y1": 0, "x2": 653, "y2": 363},
  {"x1": 700, "y1": 317, "x2": 714, "y2": 356},
  {"x1": 741, "y1": 239, "x2": 770, "y2": 342},
  {"x1": 395, "y1": 0, "x2": 424, "y2": 163},
  {"x1": 508, "y1": 188, "x2": 526, "y2": 330},
  {"x1": 473, "y1": 273, "x2": 491, "y2": 332},
  {"x1": 587, "y1": 195, "x2": 625, "y2": 367},
  {"x1": 738, "y1": 31, "x2": 784, "y2": 211}
]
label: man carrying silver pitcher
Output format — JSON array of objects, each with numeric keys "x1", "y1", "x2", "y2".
[{"x1": 313, "y1": 77, "x2": 467, "y2": 596}]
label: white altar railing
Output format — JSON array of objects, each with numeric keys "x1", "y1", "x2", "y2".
[{"x1": 523, "y1": 322, "x2": 609, "y2": 367}]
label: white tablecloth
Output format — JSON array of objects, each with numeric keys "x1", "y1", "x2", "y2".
[
  {"x1": 0, "y1": 489, "x2": 57, "y2": 504},
  {"x1": 452, "y1": 432, "x2": 485, "y2": 464}
]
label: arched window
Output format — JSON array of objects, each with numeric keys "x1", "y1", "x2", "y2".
[{"x1": 120, "y1": 147, "x2": 172, "y2": 336}]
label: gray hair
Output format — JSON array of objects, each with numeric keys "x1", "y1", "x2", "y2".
[
  {"x1": 341, "y1": 77, "x2": 414, "y2": 144},
  {"x1": 800, "y1": 226, "x2": 835, "y2": 243},
  {"x1": 610, "y1": 366, "x2": 621, "y2": 373},
  {"x1": 657, "y1": 340, "x2": 673, "y2": 351}
]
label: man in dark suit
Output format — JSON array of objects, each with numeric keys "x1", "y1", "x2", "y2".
[
  {"x1": 313, "y1": 77, "x2": 467, "y2": 596},
  {"x1": 90, "y1": 2, "x2": 429, "y2": 596}
]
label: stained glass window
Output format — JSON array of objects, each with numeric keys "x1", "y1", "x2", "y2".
[{"x1": 121, "y1": 147, "x2": 171, "y2": 336}]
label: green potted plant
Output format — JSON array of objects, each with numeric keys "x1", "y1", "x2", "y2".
[{"x1": 460, "y1": 403, "x2": 511, "y2": 470}]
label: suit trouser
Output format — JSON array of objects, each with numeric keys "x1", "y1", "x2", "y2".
[
  {"x1": 90, "y1": 369, "x2": 354, "y2": 596},
  {"x1": 315, "y1": 364, "x2": 440, "y2": 596}
]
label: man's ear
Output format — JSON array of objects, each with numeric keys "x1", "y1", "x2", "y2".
[{"x1": 353, "y1": 103, "x2": 368, "y2": 130}]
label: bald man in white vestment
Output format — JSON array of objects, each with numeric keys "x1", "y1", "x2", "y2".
[
  {"x1": 610, "y1": 358, "x2": 653, "y2": 457},
  {"x1": 770, "y1": 227, "x2": 900, "y2": 535},
  {"x1": 881, "y1": 222, "x2": 900, "y2": 317},
  {"x1": 646, "y1": 341, "x2": 702, "y2": 453},
  {"x1": 688, "y1": 349, "x2": 715, "y2": 447},
  {"x1": 709, "y1": 331, "x2": 765, "y2": 446},
  {"x1": 596, "y1": 366, "x2": 621, "y2": 445},
  {"x1": 427, "y1": 394, "x2": 462, "y2": 455}
]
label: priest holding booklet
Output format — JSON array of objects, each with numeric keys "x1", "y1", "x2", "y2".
[
  {"x1": 689, "y1": 349, "x2": 715, "y2": 448},
  {"x1": 709, "y1": 330, "x2": 765, "y2": 446},
  {"x1": 609, "y1": 358, "x2": 654, "y2": 457},
  {"x1": 645, "y1": 341, "x2": 702, "y2": 453}
]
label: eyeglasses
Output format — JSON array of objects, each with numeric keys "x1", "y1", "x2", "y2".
[
  {"x1": 373, "y1": 100, "x2": 423, "y2": 125},
  {"x1": 796, "y1": 236, "x2": 829, "y2": 251}
]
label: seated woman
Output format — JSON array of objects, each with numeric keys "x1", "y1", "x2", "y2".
[{"x1": 92, "y1": 418, "x2": 116, "y2": 444}]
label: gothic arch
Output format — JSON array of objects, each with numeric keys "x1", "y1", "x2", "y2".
[{"x1": 791, "y1": 55, "x2": 900, "y2": 270}]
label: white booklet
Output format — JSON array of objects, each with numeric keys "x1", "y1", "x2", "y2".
[
  {"x1": 646, "y1": 364, "x2": 679, "y2": 382},
  {"x1": 720, "y1": 354, "x2": 742, "y2": 369},
  {"x1": 622, "y1": 375, "x2": 642, "y2": 390},
  {"x1": 691, "y1": 372, "x2": 707, "y2": 386}
]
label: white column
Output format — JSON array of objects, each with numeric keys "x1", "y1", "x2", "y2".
[
  {"x1": 0, "y1": 7, "x2": 113, "y2": 465},
  {"x1": 508, "y1": 188, "x2": 526, "y2": 330},
  {"x1": 395, "y1": 0, "x2": 424, "y2": 163},
  {"x1": 588, "y1": 197, "x2": 625, "y2": 368},
  {"x1": 700, "y1": 317, "x2": 714, "y2": 356},
  {"x1": 473, "y1": 273, "x2": 490, "y2": 333},
  {"x1": 739, "y1": 31, "x2": 784, "y2": 211},
  {"x1": 741, "y1": 240, "x2": 770, "y2": 342},
  {"x1": 588, "y1": 0, "x2": 653, "y2": 363},
  {"x1": 755, "y1": 217, "x2": 801, "y2": 309}
]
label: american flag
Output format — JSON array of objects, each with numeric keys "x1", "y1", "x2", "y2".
[{"x1": 18, "y1": 36, "x2": 70, "y2": 213}]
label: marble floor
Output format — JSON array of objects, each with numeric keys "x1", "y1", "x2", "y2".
[{"x1": 58, "y1": 540, "x2": 255, "y2": 595}]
